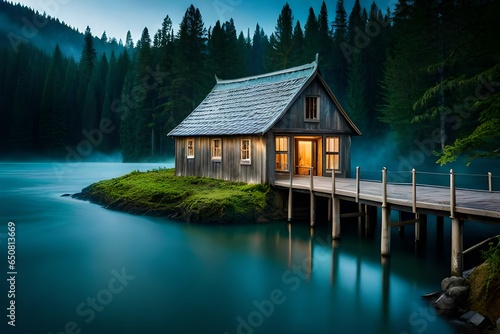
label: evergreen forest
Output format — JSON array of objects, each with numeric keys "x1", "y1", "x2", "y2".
[{"x1": 0, "y1": 0, "x2": 499, "y2": 165}]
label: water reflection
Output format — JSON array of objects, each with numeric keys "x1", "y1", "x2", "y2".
[{"x1": 0, "y1": 163, "x2": 461, "y2": 333}]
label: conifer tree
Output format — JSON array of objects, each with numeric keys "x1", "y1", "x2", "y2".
[
  {"x1": 290, "y1": 21, "x2": 304, "y2": 66},
  {"x1": 331, "y1": 0, "x2": 348, "y2": 105},
  {"x1": 303, "y1": 8, "x2": 319, "y2": 64},
  {"x1": 39, "y1": 45, "x2": 67, "y2": 151},
  {"x1": 269, "y1": 3, "x2": 294, "y2": 70},
  {"x1": 250, "y1": 24, "x2": 267, "y2": 75}
]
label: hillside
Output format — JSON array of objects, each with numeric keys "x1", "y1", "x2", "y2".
[{"x1": 0, "y1": 0, "x2": 123, "y2": 59}]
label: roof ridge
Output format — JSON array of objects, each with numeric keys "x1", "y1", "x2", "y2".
[{"x1": 216, "y1": 60, "x2": 317, "y2": 85}]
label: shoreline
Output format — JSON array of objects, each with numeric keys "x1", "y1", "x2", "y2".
[{"x1": 72, "y1": 168, "x2": 284, "y2": 224}]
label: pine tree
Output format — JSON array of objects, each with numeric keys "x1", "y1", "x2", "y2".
[
  {"x1": 303, "y1": 7, "x2": 319, "y2": 63},
  {"x1": 269, "y1": 3, "x2": 294, "y2": 70},
  {"x1": 347, "y1": 52, "x2": 367, "y2": 132},
  {"x1": 78, "y1": 26, "x2": 97, "y2": 133},
  {"x1": 331, "y1": 0, "x2": 348, "y2": 105},
  {"x1": 160, "y1": 5, "x2": 209, "y2": 160},
  {"x1": 251, "y1": 24, "x2": 267, "y2": 75},
  {"x1": 318, "y1": 1, "x2": 333, "y2": 76},
  {"x1": 125, "y1": 30, "x2": 134, "y2": 49},
  {"x1": 290, "y1": 21, "x2": 304, "y2": 66},
  {"x1": 39, "y1": 45, "x2": 67, "y2": 152},
  {"x1": 380, "y1": 0, "x2": 442, "y2": 146}
]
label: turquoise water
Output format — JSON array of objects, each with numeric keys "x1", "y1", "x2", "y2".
[{"x1": 0, "y1": 163, "x2": 473, "y2": 333}]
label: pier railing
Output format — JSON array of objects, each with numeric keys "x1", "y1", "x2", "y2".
[
  {"x1": 355, "y1": 167, "x2": 498, "y2": 193},
  {"x1": 346, "y1": 167, "x2": 498, "y2": 220}
]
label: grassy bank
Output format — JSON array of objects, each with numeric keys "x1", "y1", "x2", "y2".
[
  {"x1": 73, "y1": 168, "x2": 281, "y2": 224},
  {"x1": 467, "y1": 239, "x2": 500, "y2": 324}
]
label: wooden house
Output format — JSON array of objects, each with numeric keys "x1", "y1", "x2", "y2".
[{"x1": 168, "y1": 57, "x2": 361, "y2": 184}]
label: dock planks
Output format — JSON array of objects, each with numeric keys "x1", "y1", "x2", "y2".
[{"x1": 274, "y1": 175, "x2": 500, "y2": 222}]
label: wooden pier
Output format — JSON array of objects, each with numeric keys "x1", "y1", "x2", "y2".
[{"x1": 274, "y1": 168, "x2": 500, "y2": 276}]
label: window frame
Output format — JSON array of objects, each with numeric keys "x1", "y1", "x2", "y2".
[
  {"x1": 211, "y1": 138, "x2": 222, "y2": 162},
  {"x1": 240, "y1": 139, "x2": 251, "y2": 165},
  {"x1": 186, "y1": 138, "x2": 195, "y2": 159},
  {"x1": 305, "y1": 96, "x2": 320, "y2": 122},
  {"x1": 275, "y1": 136, "x2": 289, "y2": 172},
  {"x1": 325, "y1": 136, "x2": 340, "y2": 172}
]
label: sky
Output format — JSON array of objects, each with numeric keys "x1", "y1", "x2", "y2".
[{"x1": 16, "y1": 0, "x2": 395, "y2": 43}]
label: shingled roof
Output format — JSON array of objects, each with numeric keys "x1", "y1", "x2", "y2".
[
  {"x1": 168, "y1": 58, "x2": 362, "y2": 137},
  {"x1": 168, "y1": 60, "x2": 320, "y2": 137}
]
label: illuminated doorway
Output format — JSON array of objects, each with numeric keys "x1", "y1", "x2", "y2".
[{"x1": 295, "y1": 138, "x2": 320, "y2": 175}]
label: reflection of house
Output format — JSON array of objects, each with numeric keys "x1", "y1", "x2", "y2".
[{"x1": 168, "y1": 56, "x2": 361, "y2": 184}]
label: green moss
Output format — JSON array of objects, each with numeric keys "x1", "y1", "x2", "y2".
[{"x1": 74, "y1": 168, "x2": 278, "y2": 224}]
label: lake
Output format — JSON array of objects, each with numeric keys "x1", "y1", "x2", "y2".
[{"x1": 1, "y1": 162, "x2": 492, "y2": 333}]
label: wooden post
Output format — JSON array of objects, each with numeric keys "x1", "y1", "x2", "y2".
[
  {"x1": 451, "y1": 218, "x2": 463, "y2": 276},
  {"x1": 332, "y1": 170, "x2": 341, "y2": 240},
  {"x1": 356, "y1": 166, "x2": 360, "y2": 203},
  {"x1": 310, "y1": 168, "x2": 315, "y2": 227},
  {"x1": 398, "y1": 211, "x2": 405, "y2": 235},
  {"x1": 412, "y1": 169, "x2": 417, "y2": 214},
  {"x1": 288, "y1": 171, "x2": 293, "y2": 222},
  {"x1": 450, "y1": 169, "x2": 456, "y2": 219},
  {"x1": 488, "y1": 172, "x2": 492, "y2": 192},
  {"x1": 413, "y1": 169, "x2": 420, "y2": 241},
  {"x1": 358, "y1": 203, "x2": 364, "y2": 235},
  {"x1": 381, "y1": 167, "x2": 391, "y2": 257}
]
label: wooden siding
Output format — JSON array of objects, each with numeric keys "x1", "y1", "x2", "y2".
[
  {"x1": 175, "y1": 136, "x2": 267, "y2": 184},
  {"x1": 272, "y1": 78, "x2": 352, "y2": 133},
  {"x1": 270, "y1": 78, "x2": 353, "y2": 179}
]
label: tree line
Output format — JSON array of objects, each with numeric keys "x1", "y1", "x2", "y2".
[{"x1": 0, "y1": 0, "x2": 498, "y2": 164}]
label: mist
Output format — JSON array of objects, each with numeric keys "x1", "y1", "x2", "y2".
[{"x1": 351, "y1": 135, "x2": 500, "y2": 191}]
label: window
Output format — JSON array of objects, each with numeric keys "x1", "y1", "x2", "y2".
[
  {"x1": 326, "y1": 137, "x2": 340, "y2": 171},
  {"x1": 241, "y1": 139, "x2": 251, "y2": 165},
  {"x1": 211, "y1": 139, "x2": 222, "y2": 161},
  {"x1": 186, "y1": 138, "x2": 194, "y2": 159},
  {"x1": 305, "y1": 96, "x2": 319, "y2": 121},
  {"x1": 275, "y1": 136, "x2": 289, "y2": 171}
]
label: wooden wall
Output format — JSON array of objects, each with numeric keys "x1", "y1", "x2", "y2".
[
  {"x1": 174, "y1": 136, "x2": 267, "y2": 184},
  {"x1": 272, "y1": 79, "x2": 352, "y2": 133},
  {"x1": 271, "y1": 77, "x2": 355, "y2": 178}
]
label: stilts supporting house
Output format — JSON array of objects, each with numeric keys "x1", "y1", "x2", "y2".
[{"x1": 275, "y1": 168, "x2": 500, "y2": 276}]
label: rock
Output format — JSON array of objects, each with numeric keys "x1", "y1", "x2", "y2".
[
  {"x1": 61, "y1": 193, "x2": 71, "y2": 197},
  {"x1": 468, "y1": 312, "x2": 487, "y2": 328},
  {"x1": 434, "y1": 293, "x2": 457, "y2": 310},
  {"x1": 441, "y1": 276, "x2": 466, "y2": 291},
  {"x1": 460, "y1": 310, "x2": 476, "y2": 322},
  {"x1": 422, "y1": 290, "x2": 443, "y2": 300},
  {"x1": 447, "y1": 286, "x2": 469, "y2": 306},
  {"x1": 463, "y1": 267, "x2": 476, "y2": 279}
]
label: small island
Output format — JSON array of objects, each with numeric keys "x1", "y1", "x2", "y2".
[{"x1": 73, "y1": 168, "x2": 281, "y2": 224}]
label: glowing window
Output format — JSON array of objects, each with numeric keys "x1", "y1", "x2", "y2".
[
  {"x1": 326, "y1": 137, "x2": 340, "y2": 171},
  {"x1": 275, "y1": 136, "x2": 289, "y2": 171}
]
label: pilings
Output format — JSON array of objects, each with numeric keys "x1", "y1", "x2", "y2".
[
  {"x1": 450, "y1": 169, "x2": 463, "y2": 276},
  {"x1": 282, "y1": 166, "x2": 470, "y2": 276},
  {"x1": 381, "y1": 167, "x2": 391, "y2": 257},
  {"x1": 451, "y1": 218, "x2": 464, "y2": 277},
  {"x1": 310, "y1": 168, "x2": 315, "y2": 227},
  {"x1": 288, "y1": 170, "x2": 293, "y2": 222},
  {"x1": 331, "y1": 170, "x2": 341, "y2": 240}
]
